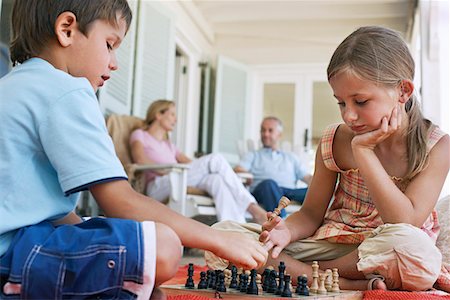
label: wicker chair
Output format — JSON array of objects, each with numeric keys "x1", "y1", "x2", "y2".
[{"x1": 106, "y1": 114, "x2": 217, "y2": 218}]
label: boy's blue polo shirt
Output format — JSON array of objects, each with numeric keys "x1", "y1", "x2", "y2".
[{"x1": 0, "y1": 58, "x2": 127, "y2": 256}]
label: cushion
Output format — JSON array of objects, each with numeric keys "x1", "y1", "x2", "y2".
[{"x1": 436, "y1": 195, "x2": 450, "y2": 266}]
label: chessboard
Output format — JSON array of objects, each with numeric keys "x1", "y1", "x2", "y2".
[
  {"x1": 160, "y1": 284, "x2": 362, "y2": 299},
  {"x1": 161, "y1": 262, "x2": 363, "y2": 299}
]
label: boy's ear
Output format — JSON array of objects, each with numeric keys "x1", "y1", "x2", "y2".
[
  {"x1": 398, "y1": 79, "x2": 414, "y2": 103},
  {"x1": 54, "y1": 12, "x2": 78, "y2": 47}
]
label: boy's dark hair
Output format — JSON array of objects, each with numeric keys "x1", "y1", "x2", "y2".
[{"x1": 10, "y1": 0, "x2": 132, "y2": 66}]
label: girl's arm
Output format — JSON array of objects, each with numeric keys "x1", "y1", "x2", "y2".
[
  {"x1": 261, "y1": 140, "x2": 338, "y2": 256},
  {"x1": 286, "y1": 140, "x2": 338, "y2": 240},
  {"x1": 354, "y1": 133, "x2": 449, "y2": 226},
  {"x1": 90, "y1": 180, "x2": 267, "y2": 270}
]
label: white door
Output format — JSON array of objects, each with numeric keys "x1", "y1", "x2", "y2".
[
  {"x1": 212, "y1": 56, "x2": 251, "y2": 164},
  {"x1": 97, "y1": 0, "x2": 138, "y2": 115}
]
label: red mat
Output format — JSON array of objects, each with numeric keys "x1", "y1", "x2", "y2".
[{"x1": 363, "y1": 290, "x2": 450, "y2": 300}]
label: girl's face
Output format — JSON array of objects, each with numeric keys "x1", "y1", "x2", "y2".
[
  {"x1": 158, "y1": 105, "x2": 177, "y2": 132},
  {"x1": 329, "y1": 70, "x2": 400, "y2": 135}
]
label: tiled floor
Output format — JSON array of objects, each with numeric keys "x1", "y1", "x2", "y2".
[{"x1": 180, "y1": 248, "x2": 206, "y2": 266}]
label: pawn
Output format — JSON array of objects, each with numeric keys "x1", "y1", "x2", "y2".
[
  {"x1": 295, "y1": 275, "x2": 309, "y2": 296},
  {"x1": 318, "y1": 273, "x2": 327, "y2": 294},
  {"x1": 240, "y1": 274, "x2": 249, "y2": 293},
  {"x1": 208, "y1": 270, "x2": 216, "y2": 289},
  {"x1": 281, "y1": 274, "x2": 292, "y2": 297},
  {"x1": 332, "y1": 268, "x2": 340, "y2": 293},
  {"x1": 237, "y1": 273, "x2": 244, "y2": 291},
  {"x1": 216, "y1": 272, "x2": 226, "y2": 292},
  {"x1": 325, "y1": 269, "x2": 333, "y2": 292},
  {"x1": 262, "y1": 268, "x2": 270, "y2": 291},
  {"x1": 229, "y1": 266, "x2": 238, "y2": 289},
  {"x1": 246, "y1": 269, "x2": 259, "y2": 295},
  {"x1": 198, "y1": 271, "x2": 208, "y2": 289},
  {"x1": 267, "y1": 270, "x2": 278, "y2": 293},
  {"x1": 184, "y1": 263, "x2": 195, "y2": 289}
]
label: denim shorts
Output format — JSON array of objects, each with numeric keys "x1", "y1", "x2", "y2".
[{"x1": 0, "y1": 217, "x2": 155, "y2": 299}]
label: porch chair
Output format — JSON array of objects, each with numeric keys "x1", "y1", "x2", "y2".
[{"x1": 106, "y1": 114, "x2": 217, "y2": 218}]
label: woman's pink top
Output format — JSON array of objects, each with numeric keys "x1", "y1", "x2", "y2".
[{"x1": 129, "y1": 129, "x2": 180, "y2": 182}]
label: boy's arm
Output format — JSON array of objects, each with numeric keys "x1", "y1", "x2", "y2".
[{"x1": 90, "y1": 180, "x2": 267, "y2": 269}]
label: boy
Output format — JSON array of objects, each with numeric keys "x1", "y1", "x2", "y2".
[{"x1": 0, "y1": 0, "x2": 268, "y2": 298}]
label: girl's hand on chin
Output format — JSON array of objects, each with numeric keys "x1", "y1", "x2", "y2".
[{"x1": 351, "y1": 104, "x2": 402, "y2": 150}]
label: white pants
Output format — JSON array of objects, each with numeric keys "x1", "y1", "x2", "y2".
[{"x1": 147, "y1": 153, "x2": 256, "y2": 222}]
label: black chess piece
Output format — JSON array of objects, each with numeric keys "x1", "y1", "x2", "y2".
[
  {"x1": 214, "y1": 270, "x2": 222, "y2": 290},
  {"x1": 229, "y1": 266, "x2": 238, "y2": 289},
  {"x1": 240, "y1": 274, "x2": 249, "y2": 293},
  {"x1": 267, "y1": 270, "x2": 278, "y2": 293},
  {"x1": 295, "y1": 275, "x2": 309, "y2": 296},
  {"x1": 184, "y1": 263, "x2": 195, "y2": 289},
  {"x1": 237, "y1": 273, "x2": 244, "y2": 291},
  {"x1": 262, "y1": 268, "x2": 270, "y2": 291},
  {"x1": 281, "y1": 274, "x2": 292, "y2": 297},
  {"x1": 208, "y1": 270, "x2": 216, "y2": 289},
  {"x1": 276, "y1": 261, "x2": 286, "y2": 295},
  {"x1": 246, "y1": 269, "x2": 258, "y2": 295},
  {"x1": 198, "y1": 271, "x2": 208, "y2": 289},
  {"x1": 216, "y1": 272, "x2": 226, "y2": 292}
]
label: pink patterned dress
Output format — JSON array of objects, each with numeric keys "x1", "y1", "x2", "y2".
[{"x1": 309, "y1": 123, "x2": 445, "y2": 244}]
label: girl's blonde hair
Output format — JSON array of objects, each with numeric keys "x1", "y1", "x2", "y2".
[
  {"x1": 327, "y1": 26, "x2": 433, "y2": 180},
  {"x1": 144, "y1": 99, "x2": 175, "y2": 128}
]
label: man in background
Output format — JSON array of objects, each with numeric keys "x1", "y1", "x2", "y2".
[{"x1": 234, "y1": 116, "x2": 312, "y2": 217}]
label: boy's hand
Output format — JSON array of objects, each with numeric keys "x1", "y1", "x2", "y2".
[
  {"x1": 259, "y1": 212, "x2": 291, "y2": 259},
  {"x1": 213, "y1": 230, "x2": 268, "y2": 270},
  {"x1": 351, "y1": 104, "x2": 402, "y2": 150}
]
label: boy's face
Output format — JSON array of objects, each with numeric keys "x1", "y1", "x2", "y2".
[{"x1": 67, "y1": 16, "x2": 127, "y2": 92}]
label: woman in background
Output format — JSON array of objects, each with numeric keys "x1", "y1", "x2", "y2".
[{"x1": 130, "y1": 100, "x2": 267, "y2": 224}]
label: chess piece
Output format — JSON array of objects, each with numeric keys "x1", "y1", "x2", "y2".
[
  {"x1": 198, "y1": 271, "x2": 208, "y2": 289},
  {"x1": 310, "y1": 261, "x2": 319, "y2": 293},
  {"x1": 208, "y1": 270, "x2": 216, "y2": 289},
  {"x1": 185, "y1": 263, "x2": 195, "y2": 289},
  {"x1": 229, "y1": 266, "x2": 238, "y2": 289},
  {"x1": 240, "y1": 274, "x2": 249, "y2": 293},
  {"x1": 223, "y1": 269, "x2": 231, "y2": 287},
  {"x1": 267, "y1": 270, "x2": 278, "y2": 293},
  {"x1": 268, "y1": 196, "x2": 290, "y2": 221},
  {"x1": 325, "y1": 269, "x2": 333, "y2": 292},
  {"x1": 216, "y1": 272, "x2": 226, "y2": 292},
  {"x1": 296, "y1": 275, "x2": 309, "y2": 296},
  {"x1": 262, "y1": 268, "x2": 270, "y2": 291},
  {"x1": 318, "y1": 273, "x2": 327, "y2": 294},
  {"x1": 276, "y1": 261, "x2": 286, "y2": 295},
  {"x1": 332, "y1": 268, "x2": 340, "y2": 293},
  {"x1": 281, "y1": 274, "x2": 292, "y2": 297},
  {"x1": 246, "y1": 269, "x2": 258, "y2": 295}
]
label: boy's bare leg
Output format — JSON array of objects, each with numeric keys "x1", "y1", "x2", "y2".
[{"x1": 149, "y1": 287, "x2": 166, "y2": 300}]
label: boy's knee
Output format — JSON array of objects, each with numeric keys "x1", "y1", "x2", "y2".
[
  {"x1": 357, "y1": 223, "x2": 441, "y2": 290},
  {"x1": 155, "y1": 223, "x2": 182, "y2": 285}
]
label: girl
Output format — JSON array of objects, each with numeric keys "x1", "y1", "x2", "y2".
[
  {"x1": 206, "y1": 26, "x2": 449, "y2": 291},
  {"x1": 130, "y1": 100, "x2": 267, "y2": 224}
]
